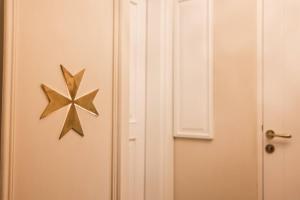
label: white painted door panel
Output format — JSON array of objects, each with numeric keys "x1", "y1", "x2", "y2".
[
  {"x1": 173, "y1": 0, "x2": 214, "y2": 139},
  {"x1": 263, "y1": 1, "x2": 300, "y2": 199},
  {"x1": 2, "y1": 0, "x2": 114, "y2": 199},
  {"x1": 128, "y1": 0, "x2": 146, "y2": 199}
]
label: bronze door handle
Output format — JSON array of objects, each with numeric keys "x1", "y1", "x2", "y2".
[{"x1": 266, "y1": 130, "x2": 292, "y2": 139}]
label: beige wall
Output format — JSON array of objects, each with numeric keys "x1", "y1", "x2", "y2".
[{"x1": 175, "y1": 0, "x2": 258, "y2": 200}]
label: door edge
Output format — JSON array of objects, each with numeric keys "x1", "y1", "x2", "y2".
[{"x1": 257, "y1": 0, "x2": 264, "y2": 199}]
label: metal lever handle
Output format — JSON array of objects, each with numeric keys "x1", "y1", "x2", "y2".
[{"x1": 266, "y1": 130, "x2": 292, "y2": 139}]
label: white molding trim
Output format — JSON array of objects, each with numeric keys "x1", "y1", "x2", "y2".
[
  {"x1": 173, "y1": 0, "x2": 214, "y2": 139},
  {"x1": 116, "y1": 0, "x2": 130, "y2": 199},
  {"x1": 1, "y1": 0, "x2": 17, "y2": 199},
  {"x1": 119, "y1": 0, "x2": 174, "y2": 199},
  {"x1": 159, "y1": 0, "x2": 174, "y2": 199},
  {"x1": 257, "y1": 0, "x2": 264, "y2": 199}
]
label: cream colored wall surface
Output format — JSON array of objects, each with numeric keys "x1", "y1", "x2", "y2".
[{"x1": 175, "y1": 0, "x2": 258, "y2": 200}]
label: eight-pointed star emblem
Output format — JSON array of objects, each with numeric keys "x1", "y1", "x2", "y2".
[{"x1": 40, "y1": 65, "x2": 99, "y2": 139}]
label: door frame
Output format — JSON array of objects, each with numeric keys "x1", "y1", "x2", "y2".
[
  {"x1": 117, "y1": 0, "x2": 174, "y2": 199},
  {"x1": 257, "y1": 0, "x2": 264, "y2": 199}
]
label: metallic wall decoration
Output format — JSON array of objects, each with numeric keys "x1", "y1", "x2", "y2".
[{"x1": 41, "y1": 65, "x2": 99, "y2": 139}]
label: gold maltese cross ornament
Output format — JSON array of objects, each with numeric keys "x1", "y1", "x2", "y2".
[{"x1": 40, "y1": 65, "x2": 99, "y2": 139}]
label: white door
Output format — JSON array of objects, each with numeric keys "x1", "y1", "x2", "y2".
[
  {"x1": 128, "y1": 0, "x2": 146, "y2": 199},
  {"x1": 2, "y1": 0, "x2": 115, "y2": 199},
  {"x1": 263, "y1": 1, "x2": 300, "y2": 199}
]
